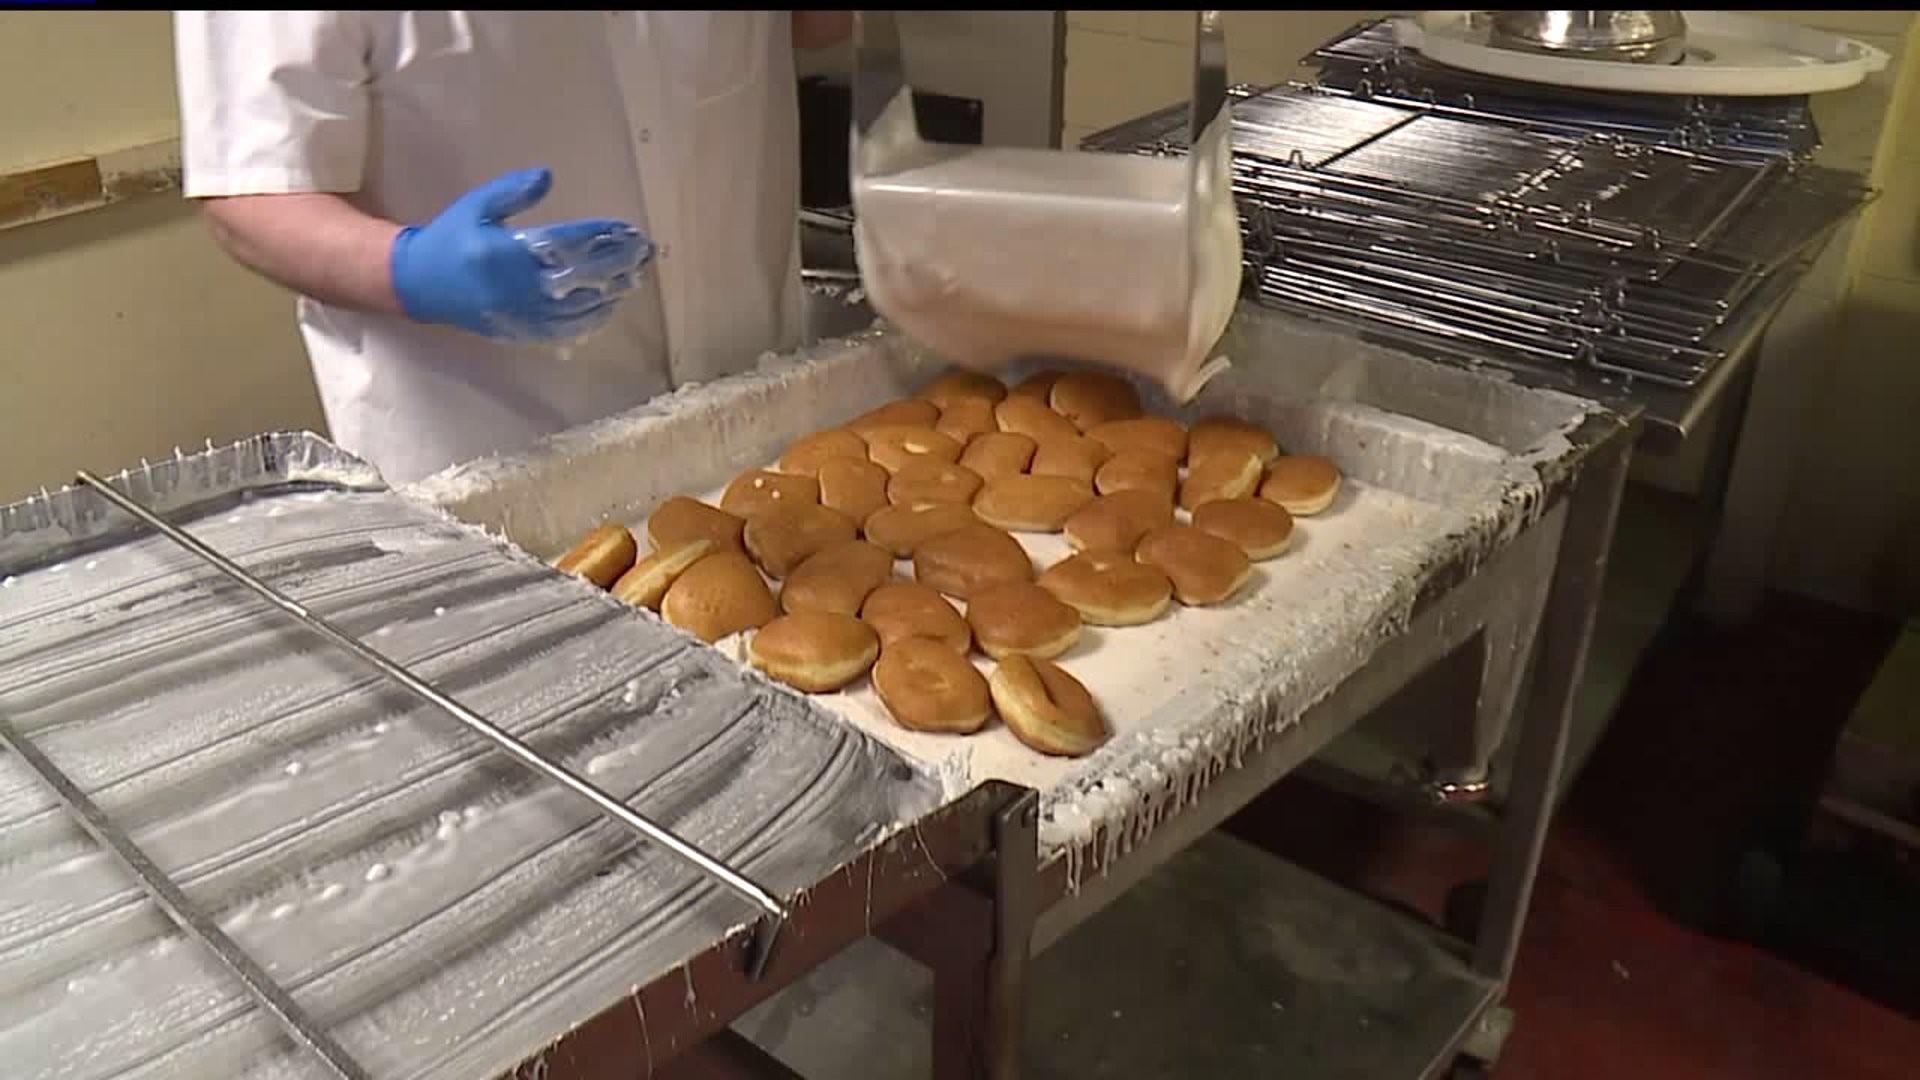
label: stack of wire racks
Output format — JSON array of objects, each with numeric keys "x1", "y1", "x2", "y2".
[{"x1": 1077, "y1": 18, "x2": 1875, "y2": 391}]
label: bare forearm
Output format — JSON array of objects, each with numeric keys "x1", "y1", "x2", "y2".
[
  {"x1": 792, "y1": 10, "x2": 853, "y2": 50},
  {"x1": 200, "y1": 193, "x2": 406, "y2": 317}
]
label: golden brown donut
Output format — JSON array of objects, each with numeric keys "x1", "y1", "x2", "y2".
[
  {"x1": 1189, "y1": 415, "x2": 1280, "y2": 465},
  {"x1": 865, "y1": 425, "x2": 964, "y2": 473},
  {"x1": 873, "y1": 638, "x2": 993, "y2": 734},
  {"x1": 912, "y1": 523, "x2": 1034, "y2": 600},
  {"x1": 1087, "y1": 416, "x2": 1189, "y2": 463},
  {"x1": 990, "y1": 656, "x2": 1108, "y2": 758},
  {"x1": 994, "y1": 395, "x2": 1081, "y2": 445},
  {"x1": 1063, "y1": 490, "x2": 1177, "y2": 553},
  {"x1": 776, "y1": 429, "x2": 869, "y2": 476},
  {"x1": 846, "y1": 398, "x2": 941, "y2": 438},
  {"x1": 862, "y1": 581, "x2": 973, "y2": 653},
  {"x1": 779, "y1": 539, "x2": 895, "y2": 616},
  {"x1": 973, "y1": 474, "x2": 1095, "y2": 533},
  {"x1": 1191, "y1": 498, "x2": 1294, "y2": 560},
  {"x1": 749, "y1": 612, "x2": 880, "y2": 693},
  {"x1": 553, "y1": 523, "x2": 638, "y2": 589},
  {"x1": 1029, "y1": 435, "x2": 1112, "y2": 487},
  {"x1": 1038, "y1": 550, "x2": 1174, "y2": 626},
  {"x1": 958, "y1": 431, "x2": 1037, "y2": 481},
  {"x1": 661, "y1": 550, "x2": 779, "y2": 643},
  {"x1": 887, "y1": 458, "x2": 985, "y2": 507},
  {"x1": 743, "y1": 503, "x2": 859, "y2": 578},
  {"x1": 1260, "y1": 455, "x2": 1343, "y2": 516},
  {"x1": 1050, "y1": 371, "x2": 1143, "y2": 432},
  {"x1": 1009, "y1": 371, "x2": 1061, "y2": 403},
  {"x1": 721, "y1": 469, "x2": 819, "y2": 518},
  {"x1": 1094, "y1": 449, "x2": 1179, "y2": 503},
  {"x1": 647, "y1": 496, "x2": 746, "y2": 554},
  {"x1": 817, "y1": 456, "x2": 892, "y2": 524},
  {"x1": 935, "y1": 397, "x2": 999, "y2": 444},
  {"x1": 966, "y1": 582, "x2": 1083, "y2": 660},
  {"x1": 916, "y1": 369, "x2": 1009, "y2": 408},
  {"x1": 1135, "y1": 525, "x2": 1253, "y2": 607},
  {"x1": 863, "y1": 502, "x2": 981, "y2": 558},
  {"x1": 611, "y1": 539, "x2": 714, "y2": 611},
  {"x1": 1179, "y1": 450, "x2": 1264, "y2": 512}
]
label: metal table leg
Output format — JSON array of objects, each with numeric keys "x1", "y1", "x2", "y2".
[
  {"x1": 1472, "y1": 428, "x2": 1637, "y2": 981},
  {"x1": 879, "y1": 789, "x2": 1040, "y2": 1079}
]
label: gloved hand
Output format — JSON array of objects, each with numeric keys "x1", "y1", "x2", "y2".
[{"x1": 390, "y1": 167, "x2": 654, "y2": 343}]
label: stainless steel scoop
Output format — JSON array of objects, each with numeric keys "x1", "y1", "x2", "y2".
[{"x1": 849, "y1": 11, "x2": 1243, "y2": 403}]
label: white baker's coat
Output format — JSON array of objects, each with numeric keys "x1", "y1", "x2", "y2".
[{"x1": 174, "y1": 11, "x2": 805, "y2": 485}]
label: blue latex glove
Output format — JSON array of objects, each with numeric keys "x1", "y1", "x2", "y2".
[{"x1": 390, "y1": 167, "x2": 654, "y2": 342}]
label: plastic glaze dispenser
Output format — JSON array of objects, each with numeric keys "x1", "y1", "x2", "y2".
[{"x1": 849, "y1": 11, "x2": 1243, "y2": 404}]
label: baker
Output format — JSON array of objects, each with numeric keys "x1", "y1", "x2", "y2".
[{"x1": 173, "y1": 11, "x2": 854, "y2": 485}]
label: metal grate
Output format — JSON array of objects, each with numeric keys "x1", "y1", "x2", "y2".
[{"x1": 1079, "y1": 68, "x2": 1870, "y2": 390}]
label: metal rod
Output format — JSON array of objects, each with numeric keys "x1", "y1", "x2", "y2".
[
  {"x1": 0, "y1": 710, "x2": 372, "y2": 1080},
  {"x1": 74, "y1": 470, "x2": 792, "y2": 930}
]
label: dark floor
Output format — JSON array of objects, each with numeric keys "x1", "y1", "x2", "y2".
[{"x1": 1229, "y1": 592, "x2": 1920, "y2": 1079}]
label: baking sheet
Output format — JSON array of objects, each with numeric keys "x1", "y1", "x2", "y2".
[
  {"x1": 0, "y1": 434, "x2": 943, "y2": 1080},
  {"x1": 410, "y1": 308, "x2": 1600, "y2": 873}
]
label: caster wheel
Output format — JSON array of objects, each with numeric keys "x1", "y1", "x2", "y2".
[{"x1": 1445, "y1": 878, "x2": 1489, "y2": 940}]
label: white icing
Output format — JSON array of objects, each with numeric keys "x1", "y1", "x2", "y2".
[{"x1": 852, "y1": 89, "x2": 1242, "y2": 403}]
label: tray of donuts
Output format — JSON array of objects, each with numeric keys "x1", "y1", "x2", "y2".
[{"x1": 545, "y1": 366, "x2": 1344, "y2": 762}]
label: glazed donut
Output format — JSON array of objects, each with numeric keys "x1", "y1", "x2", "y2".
[
  {"x1": 611, "y1": 538, "x2": 714, "y2": 611},
  {"x1": 958, "y1": 431, "x2": 1038, "y2": 481},
  {"x1": 935, "y1": 397, "x2": 999, "y2": 444},
  {"x1": 779, "y1": 539, "x2": 895, "y2": 616},
  {"x1": 965, "y1": 582, "x2": 1082, "y2": 660},
  {"x1": 647, "y1": 496, "x2": 746, "y2": 554},
  {"x1": 1009, "y1": 371, "x2": 1062, "y2": 403},
  {"x1": 873, "y1": 638, "x2": 993, "y2": 734},
  {"x1": 660, "y1": 550, "x2": 779, "y2": 643},
  {"x1": 749, "y1": 612, "x2": 880, "y2": 693},
  {"x1": 861, "y1": 581, "x2": 973, "y2": 653},
  {"x1": 1188, "y1": 415, "x2": 1279, "y2": 465},
  {"x1": 1179, "y1": 450, "x2": 1264, "y2": 512},
  {"x1": 817, "y1": 456, "x2": 892, "y2": 524},
  {"x1": 1063, "y1": 490, "x2": 1176, "y2": 553},
  {"x1": 777, "y1": 429, "x2": 869, "y2": 477},
  {"x1": 917, "y1": 369, "x2": 1009, "y2": 408},
  {"x1": 887, "y1": 458, "x2": 985, "y2": 508},
  {"x1": 1135, "y1": 524, "x2": 1253, "y2": 607},
  {"x1": 846, "y1": 398, "x2": 941, "y2": 438},
  {"x1": 1087, "y1": 416, "x2": 1188, "y2": 463},
  {"x1": 994, "y1": 395, "x2": 1081, "y2": 445},
  {"x1": 721, "y1": 469, "x2": 818, "y2": 518},
  {"x1": 1029, "y1": 435, "x2": 1112, "y2": 487},
  {"x1": 1049, "y1": 371, "x2": 1142, "y2": 432},
  {"x1": 863, "y1": 502, "x2": 981, "y2": 558},
  {"x1": 973, "y1": 474, "x2": 1095, "y2": 533},
  {"x1": 1260, "y1": 455, "x2": 1343, "y2": 516},
  {"x1": 912, "y1": 523, "x2": 1034, "y2": 600},
  {"x1": 865, "y1": 425, "x2": 964, "y2": 473},
  {"x1": 1094, "y1": 449, "x2": 1179, "y2": 503},
  {"x1": 743, "y1": 502, "x2": 859, "y2": 579},
  {"x1": 989, "y1": 655, "x2": 1108, "y2": 758},
  {"x1": 1037, "y1": 550, "x2": 1173, "y2": 626},
  {"x1": 1191, "y1": 498, "x2": 1294, "y2": 560},
  {"x1": 553, "y1": 523, "x2": 638, "y2": 589}
]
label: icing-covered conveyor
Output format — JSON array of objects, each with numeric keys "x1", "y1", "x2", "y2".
[{"x1": 0, "y1": 435, "x2": 949, "y2": 1080}]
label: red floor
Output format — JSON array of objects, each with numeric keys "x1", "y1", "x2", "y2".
[{"x1": 1230, "y1": 593, "x2": 1920, "y2": 1079}]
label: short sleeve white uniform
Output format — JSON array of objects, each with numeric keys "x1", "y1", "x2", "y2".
[{"x1": 173, "y1": 11, "x2": 805, "y2": 485}]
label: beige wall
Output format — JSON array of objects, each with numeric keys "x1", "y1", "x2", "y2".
[{"x1": 0, "y1": 12, "x2": 323, "y2": 505}]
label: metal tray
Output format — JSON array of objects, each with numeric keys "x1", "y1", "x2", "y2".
[{"x1": 0, "y1": 432, "x2": 949, "y2": 1080}]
